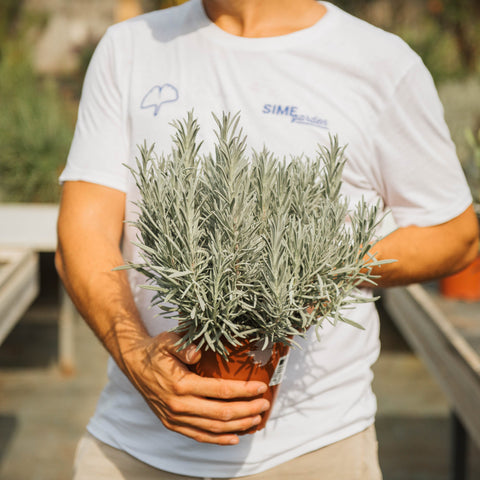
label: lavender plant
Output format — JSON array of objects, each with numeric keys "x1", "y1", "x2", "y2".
[{"x1": 120, "y1": 112, "x2": 389, "y2": 357}]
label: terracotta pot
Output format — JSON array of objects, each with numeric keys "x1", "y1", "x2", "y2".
[
  {"x1": 190, "y1": 338, "x2": 291, "y2": 433},
  {"x1": 440, "y1": 254, "x2": 480, "y2": 302}
]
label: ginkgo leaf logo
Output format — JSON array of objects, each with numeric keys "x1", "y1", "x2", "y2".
[{"x1": 140, "y1": 84, "x2": 179, "y2": 116}]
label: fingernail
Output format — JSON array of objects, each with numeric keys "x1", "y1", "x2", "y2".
[
  {"x1": 185, "y1": 346, "x2": 197, "y2": 362},
  {"x1": 229, "y1": 437, "x2": 239, "y2": 445},
  {"x1": 252, "y1": 415, "x2": 262, "y2": 426},
  {"x1": 257, "y1": 384, "x2": 267, "y2": 394},
  {"x1": 261, "y1": 401, "x2": 270, "y2": 412}
]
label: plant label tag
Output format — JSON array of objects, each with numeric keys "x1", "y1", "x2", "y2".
[{"x1": 269, "y1": 352, "x2": 290, "y2": 386}]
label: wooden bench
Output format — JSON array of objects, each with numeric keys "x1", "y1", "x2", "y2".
[
  {"x1": 0, "y1": 249, "x2": 39, "y2": 346},
  {"x1": 0, "y1": 203, "x2": 76, "y2": 374},
  {"x1": 383, "y1": 284, "x2": 480, "y2": 480}
]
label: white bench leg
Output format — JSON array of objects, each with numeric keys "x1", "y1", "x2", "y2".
[{"x1": 59, "y1": 285, "x2": 76, "y2": 375}]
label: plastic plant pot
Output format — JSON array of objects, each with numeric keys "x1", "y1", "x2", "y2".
[
  {"x1": 190, "y1": 338, "x2": 291, "y2": 434},
  {"x1": 440, "y1": 254, "x2": 480, "y2": 302}
]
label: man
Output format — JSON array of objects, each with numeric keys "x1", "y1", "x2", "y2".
[{"x1": 56, "y1": 0, "x2": 479, "y2": 478}]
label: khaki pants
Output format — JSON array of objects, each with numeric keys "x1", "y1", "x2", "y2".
[{"x1": 73, "y1": 425, "x2": 382, "y2": 480}]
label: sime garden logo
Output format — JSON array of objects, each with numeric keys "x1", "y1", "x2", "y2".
[{"x1": 262, "y1": 104, "x2": 328, "y2": 129}]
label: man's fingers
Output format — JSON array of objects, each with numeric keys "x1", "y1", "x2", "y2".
[
  {"x1": 166, "y1": 410, "x2": 263, "y2": 434},
  {"x1": 177, "y1": 374, "x2": 269, "y2": 399},
  {"x1": 160, "y1": 332, "x2": 269, "y2": 400},
  {"x1": 164, "y1": 423, "x2": 241, "y2": 446},
  {"x1": 164, "y1": 395, "x2": 270, "y2": 421}
]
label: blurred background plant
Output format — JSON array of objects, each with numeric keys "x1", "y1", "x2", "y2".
[
  {"x1": 0, "y1": 0, "x2": 75, "y2": 203},
  {"x1": 464, "y1": 129, "x2": 480, "y2": 210},
  {"x1": 0, "y1": 0, "x2": 479, "y2": 202},
  {"x1": 336, "y1": 0, "x2": 480, "y2": 80}
]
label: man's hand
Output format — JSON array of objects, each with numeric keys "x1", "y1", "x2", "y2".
[
  {"x1": 56, "y1": 181, "x2": 268, "y2": 445},
  {"x1": 123, "y1": 331, "x2": 269, "y2": 445}
]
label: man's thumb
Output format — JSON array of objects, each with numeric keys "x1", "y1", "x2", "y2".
[
  {"x1": 160, "y1": 332, "x2": 201, "y2": 365},
  {"x1": 174, "y1": 342, "x2": 201, "y2": 365}
]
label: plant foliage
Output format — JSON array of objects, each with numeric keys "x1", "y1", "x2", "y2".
[
  {"x1": 0, "y1": 26, "x2": 73, "y2": 203},
  {"x1": 121, "y1": 112, "x2": 390, "y2": 357}
]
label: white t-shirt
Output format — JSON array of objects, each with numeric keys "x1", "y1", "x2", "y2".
[{"x1": 60, "y1": 0, "x2": 471, "y2": 477}]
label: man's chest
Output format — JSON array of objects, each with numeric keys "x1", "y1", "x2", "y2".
[{"x1": 125, "y1": 45, "x2": 380, "y2": 163}]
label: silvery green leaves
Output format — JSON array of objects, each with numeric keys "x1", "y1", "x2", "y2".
[{"x1": 122, "y1": 112, "x2": 388, "y2": 357}]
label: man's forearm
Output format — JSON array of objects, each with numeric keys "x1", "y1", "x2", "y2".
[
  {"x1": 55, "y1": 181, "x2": 149, "y2": 374},
  {"x1": 55, "y1": 240, "x2": 148, "y2": 373},
  {"x1": 367, "y1": 205, "x2": 479, "y2": 288}
]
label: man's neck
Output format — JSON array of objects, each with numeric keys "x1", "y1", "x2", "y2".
[{"x1": 202, "y1": 0, "x2": 327, "y2": 38}]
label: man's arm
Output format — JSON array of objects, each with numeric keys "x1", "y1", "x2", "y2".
[
  {"x1": 368, "y1": 204, "x2": 479, "y2": 287},
  {"x1": 55, "y1": 181, "x2": 269, "y2": 446}
]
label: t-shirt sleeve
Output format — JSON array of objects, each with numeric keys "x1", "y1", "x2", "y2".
[
  {"x1": 371, "y1": 58, "x2": 472, "y2": 228},
  {"x1": 59, "y1": 27, "x2": 129, "y2": 192}
]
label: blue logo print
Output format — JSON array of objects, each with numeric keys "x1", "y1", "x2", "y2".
[
  {"x1": 262, "y1": 104, "x2": 328, "y2": 129},
  {"x1": 141, "y1": 84, "x2": 179, "y2": 116}
]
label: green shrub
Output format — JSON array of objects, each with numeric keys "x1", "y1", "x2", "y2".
[{"x1": 0, "y1": 39, "x2": 74, "y2": 203}]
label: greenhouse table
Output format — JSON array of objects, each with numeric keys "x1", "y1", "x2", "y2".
[
  {"x1": 0, "y1": 249, "x2": 39, "y2": 346},
  {"x1": 383, "y1": 284, "x2": 480, "y2": 480},
  {"x1": 0, "y1": 203, "x2": 77, "y2": 374}
]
